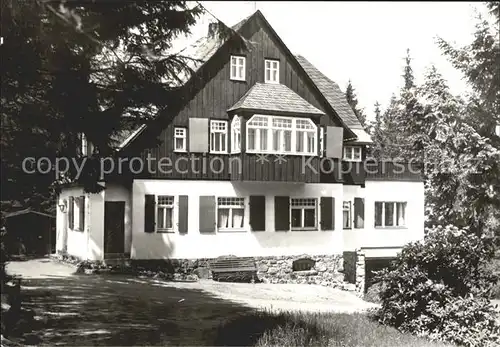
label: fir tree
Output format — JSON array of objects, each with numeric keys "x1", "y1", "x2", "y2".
[
  {"x1": 345, "y1": 80, "x2": 367, "y2": 127},
  {"x1": 0, "y1": 0, "x2": 248, "y2": 210}
]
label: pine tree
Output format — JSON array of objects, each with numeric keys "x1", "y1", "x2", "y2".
[
  {"x1": 434, "y1": 2, "x2": 500, "y2": 235},
  {"x1": 345, "y1": 80, "x2": 367, "y2": 127},
  {"x1": 367, "y1": 101, "x2": 384, "y2": 159},
  {"x1": 0, "y1": 0, "x2": 248, "y2": 210}
]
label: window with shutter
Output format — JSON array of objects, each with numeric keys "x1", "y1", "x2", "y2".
[
  {"x1": 249, "y1": 195, "x2": 266, "y2": 231},
  {"x1": 199, "y1": 196, "x2": 216, "y2": 233},
  {"x1": 79, "y1": 195, "x2": 85, "y2": 231},
  {"x1": 353, "y1": 197, "x2": 365, "y2": 229},
  {"x1": 320, "y1": 197, "x2": 335, "y2": 230},
  {"x1": 178, "y1": 195, "x2": 188, "y2": 234},
  {"x1": 326, "y1": 126, "x2": 344, "y2": 158},
  {"x1": 144, "y1": 194, "x2": 155, "y2": 233},
  {"x1": 68, "y1": 196, "x2": 74, "y2": 230},
  {"x1": 274, "y1": 196, "x2": 290, "y2": 231}
]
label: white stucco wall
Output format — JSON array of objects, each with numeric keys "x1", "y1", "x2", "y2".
[
  {"x1": 131, "y1": 180, "x2": 345, "y2": 259},
  {"x1": 343, "y1": 180, "x2": 425, "y2": 252},
  {"x1": 56, "y1": 186, "x2": 105, "y2": 261},
  {"x1": 56, "y1": 178, "x2": 425, "y2": 261}
]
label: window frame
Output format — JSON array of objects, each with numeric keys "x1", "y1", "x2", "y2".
[
  {"x1": 246, "y1": 114, "x2": 317, "y2": 156},
  {"x1": 231, "y1": 116, "x2": 241, "y2": 154},
  {"x1": 81, "y1": 133, "x2": 88, "y2": 156},
  {"x1": 374, "y1": 201, "x2": 407, "y2": 228},
  {"x1": 210, "y1": 120, "x2": 229, "y2": 154},
  {"x1": 230, "y1": 55, "x2": 246, "y2": 81},
  {"x1": 265, "y1": 59, "x2": 280, "y2": 84},
  {"x1": 216, "y1": 197, "x2": 246, "y2": 231},
  {"x1": 343, "y1": 201, "x2": 352, "y2": 229},
  {"x1": 173, "y1": 127, "x2": 187, "y2": 153},
  {"x1": 343, "y1": 145, "x2": 362, "y2": 162},
  {"x1": 290, "y1": 197, "x2": 318, "y2": 231},
  {"x1": 156, "y1": 195, "x2": 176, "y2": 233}
]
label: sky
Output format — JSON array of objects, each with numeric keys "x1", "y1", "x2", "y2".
[{"x1": 185, "y1": 1, "x2": 489, "y2": 121}]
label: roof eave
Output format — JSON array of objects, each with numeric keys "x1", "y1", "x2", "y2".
[{"x1": 227, "y1": 107, "x2": 324, "y2": 117}]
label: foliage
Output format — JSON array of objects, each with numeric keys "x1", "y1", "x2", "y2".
[
  {"x1": 375, "y1": 225, "x2": 500, "y2": 346},
  {"x1": 217, "y1": 310, "x2": 451, "y2": 347},
  {"x1": 1, "y1": 0, "x2": 248, "y2": 208},
  {"x1": 345, "y1": 80, "x2": 366, "y2": 127},
  {"x1": 368, "y1": 2, "x2": 500, "y2": 234}
]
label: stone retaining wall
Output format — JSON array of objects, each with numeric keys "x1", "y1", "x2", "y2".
[
  {"x1": 53, "y1": 251, "x2": 361, "y2": 293},
  {"x1": 254, "y1": 255, "x2": 356, "y2": 291}
]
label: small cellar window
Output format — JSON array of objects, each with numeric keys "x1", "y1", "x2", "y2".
[{"x1": 292, "y1": 258, "x2": 315, "y2": 272}]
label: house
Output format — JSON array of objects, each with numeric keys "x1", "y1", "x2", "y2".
[
  {"x1": 55, "y1": 10, "x2": 424, "y2": 291},
  {"x1": 3, "y1": 208, "x2": 56, "y2": 256}
]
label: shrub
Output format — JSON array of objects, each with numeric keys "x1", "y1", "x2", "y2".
[
  {"x1": 364, "y1": 282, "x2": 385, "y2": 304},
  {"x1": 374, "y1": 225, "x2": 500, "y2": 346}
]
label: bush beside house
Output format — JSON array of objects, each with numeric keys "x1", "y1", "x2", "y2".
[{"x1": 373, "y1": 225, "x2": 500, "y2": 346}]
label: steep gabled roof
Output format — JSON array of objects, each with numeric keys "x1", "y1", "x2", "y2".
[
  {"x1": 3, "y1": 208, "x2": 55, "y2": 219},
  {"x1": 295, "y1": 55, "x2": 362, "y2": 130},
  {"x1": 228, "y1": 83, "x2": 324, "y2": 116},
  {"x1": 119, "y1": 10, "x2": 371, "y2": 149}
]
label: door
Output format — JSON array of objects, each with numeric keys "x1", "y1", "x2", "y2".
[{"x1": 104, "y1": 201, "x2": 125, "y2": 256}]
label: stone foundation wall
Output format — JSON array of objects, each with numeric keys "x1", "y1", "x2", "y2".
[
  {"x1": 53, "y1": 251, "x2": 363, "y2": 294},
  {"x1": 355, "y1": 250, "x2": 366, "y2": 296},
  {"x1": 254, "y1": 255, "x2": 355, "y2": 291},
  {"x1": 342, "y1": 251, "x2": 357, "y2": 284}
]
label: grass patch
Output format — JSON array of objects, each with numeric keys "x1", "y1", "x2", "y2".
[{"x1": 216, "y1": 310, "x2": 452, "y2": 347}]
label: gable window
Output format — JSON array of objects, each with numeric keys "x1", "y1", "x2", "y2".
[
  {"x1": 174, "y1": 127, "x2": 187, "y2": 152},
  {"x1": 231, "y1": 116, "x2": 241, "y2": 153},
  {"x1": 246, "y1": 115, "x2": 317, "y2": 155},
  {"x1": 157, "y1": 195, "x2": 174, "y2": 232},
  {"x1": 291, "y1": 198, "x2": 317, "y2": 230},
  {"x1": 375, "y1": 202, "x2": 406, "y2": 228},
  {"x1": 217, "y1": 197, "x2": 245, "y2": 230},
  {"x1": 210, "y1": 120, "x2": 228, "y2": 153},
  {"x1": 230, "y1": 55, "x2": 246, "y2": 81},
  {"x1": 343, "y1": 201, "x2": 351, "y2": 229},
  {"x1": 344, "y1": 146, "x2": 362, "y2": 161},
  {"x1": 265, "y1": 59, "x2": 279, "y2": 83}
]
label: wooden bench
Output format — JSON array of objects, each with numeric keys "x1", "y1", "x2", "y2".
[{"x1": 210, "y1": 256, "x2": 257, "y2": 283}]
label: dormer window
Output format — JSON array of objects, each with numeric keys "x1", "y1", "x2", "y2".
[
  {"x1": 265, "y1": 59, "x2": 279, "y2": 83},
  {"x1": 343, "y1": 145, "x2": 362, "y2": 162},
  {"x1": 230, "y1": 56, "x2": 246, "y2": 81}
]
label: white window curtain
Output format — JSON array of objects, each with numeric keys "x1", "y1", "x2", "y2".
[
  {"x1": 246, "y1": 115, "x2": 317, "y2": 155},
  {"x1": 217, "y1": 197, "x2": 245, "y2": 229}
]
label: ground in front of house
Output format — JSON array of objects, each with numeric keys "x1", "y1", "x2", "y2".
[{"x1": 5, "y1": 258, "x2": 450, "y2": 346}]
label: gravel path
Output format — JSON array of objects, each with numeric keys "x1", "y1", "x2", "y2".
[{"x1": 7, "y1": 258, "x2": 377, "y2": 315}]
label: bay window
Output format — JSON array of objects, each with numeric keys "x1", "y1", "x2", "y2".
[
  {"x1": 246, "y1": 114, "x2": 317, "y2": 155},
  {"x1": 231, "y1": 116, "x2": 241, "y2": 153},
  {"x1": 375, "y1": 201, "x2": 406, "y2": 227}
]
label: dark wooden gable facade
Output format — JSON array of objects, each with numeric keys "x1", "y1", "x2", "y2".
[{"x1": 126, "y1": 11, "x2": 350, "y2": 183}]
